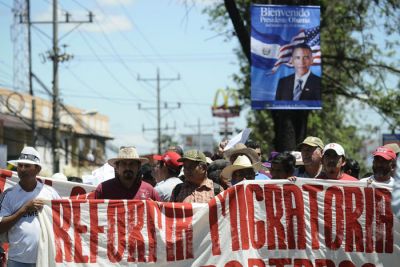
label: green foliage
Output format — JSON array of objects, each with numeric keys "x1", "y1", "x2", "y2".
[{"x1": 203, "y1": 0, "x2": 400, "y2": 171}]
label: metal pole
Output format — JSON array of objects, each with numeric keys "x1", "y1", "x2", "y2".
[
  {"x1": 26, "y1": 0, "x2": 36, "y2": 146},
  {"x1": 52, "y1": 0, "x2": 60, "y2": 173},
  {"x1": 156, "y1": 68, "x2": 161, "y2": 154}
]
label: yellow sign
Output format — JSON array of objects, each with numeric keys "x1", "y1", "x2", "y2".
[{"x1": 212, "y1": 89, "x2": 241, "y2": 118}]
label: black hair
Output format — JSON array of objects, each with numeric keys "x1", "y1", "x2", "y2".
[
  {"x1": 292, "y1": 43, "x2": 312, "y2": 53},
  {"x1": 271, "y1": 152, "x2": 296, "y2": 175},
  {"x1": 343, "y1": 158, "x2": 360, "y2": 179},
  {"x1": 245, "y1": 140, "x2": 260, "y2": 150}
]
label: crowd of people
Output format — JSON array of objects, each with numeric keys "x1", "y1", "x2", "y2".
[{"x1": 1, "y1": 135, "x2": 400, "y2": 266}]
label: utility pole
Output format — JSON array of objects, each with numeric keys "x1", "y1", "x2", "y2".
[
  {"x1": 138, "y1": 68, "x2": 180, "y2": 154},
  {"x1": 185, "y1": 118, "x2": 213, "y2": 151},
  {"x1": 20, "y1": 0, "x2": 93, "y2": 173},
  {"x1": 26, "y1": 0, "x2": 36, "y2": 146},
  {"x1": 52, "y1": 0, "x2": 60, "y2": 174}
]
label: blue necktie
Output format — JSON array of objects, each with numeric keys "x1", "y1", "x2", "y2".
[{"x1": 293, "y1": 79, "x2": 303, "y2": 101}]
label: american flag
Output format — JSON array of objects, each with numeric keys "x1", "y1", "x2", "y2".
[{"x1": 271, "y1": 26, "x2": 321, "y2": 72}]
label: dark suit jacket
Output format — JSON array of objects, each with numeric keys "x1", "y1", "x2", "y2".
[{"x1": 275, "y1": 72, "x2": 321, "y2": 101}]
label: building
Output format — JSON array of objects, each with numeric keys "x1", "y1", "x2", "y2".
[{"x1": 0, "y1": 87, "x2": 113, "y2": 176}]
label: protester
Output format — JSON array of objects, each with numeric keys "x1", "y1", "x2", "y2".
[
  {"x1": 360, "y1": 146, "x2": 396, "y2": 186},
  {"x1": 0, "y1": 147, "x2": 60, "y2": 266},
  {"x1": 221, "y1": 155, "x2": 257, "y2": 185},
  {"x1": 316, "y1": 143, "x2": 358, "y2": 181},
  {"x1": 270, "y1": 152, "x2": 296, "y2": 179},
  {"x1": 94, "y1": 146, "x2": 160, "y2": 200},
  {"x1": 207, "y1": 159, "x2": 231, "y2": 189},
  {"x1": 211, "y1": 138, "x2": 229, "y2": 160},
  {"x1": 384, "y1": 143, "x2": 400, "y2": 176},
  {"x1": 343, "y1": 158, "x2": 361, "y2": 179},
  {"x1": 140, "y1": 163, "x2": 157, "y2": 186},
  {"x1": 224, "y1": 143, "x2": 259, "y2": 164},
  {"x1": 296, "y1": 136, "x2": 324, "y2": 178},
  {"x1": 245, "y1": 140, "x2": 263, "y2": 160},
  {"x1": 153, "y1": 151, "x2": 183, "y2": 201},
  {"x1": 167, "y1": 145, "x2": 184, "y2": 157},
  {"x1": 170, "y1": 150, "x2": 223, "y2": 203}
]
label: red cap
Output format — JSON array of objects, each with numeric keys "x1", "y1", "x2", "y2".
[
  {"x1": 373, "y1": 146, "x2": 396, "y2": 161},
  {"x1": 153, "y1": 151, "x2": 182, "y2": 170}
]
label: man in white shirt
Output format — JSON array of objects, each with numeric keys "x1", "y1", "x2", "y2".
[
  {"x1": 0, "y1": 147, "x2": 60, "y2": 266},
  {"x1": 153, "y1": 151, "x2": 183, "y2": 201},
  {"x1": 360, "y1": 146, "x2": 396, "y2": 186}
]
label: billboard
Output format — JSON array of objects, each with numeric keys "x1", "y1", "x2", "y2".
[{"x1": 251, "y1": 4, "x2": 321, "y2": 110}]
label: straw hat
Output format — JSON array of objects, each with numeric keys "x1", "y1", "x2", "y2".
[
  {"x1": 108, "y1": 146, "x2": 148, "y2": 167},
  {"x1": 221, "y1": 155, "x2": 259, "y2": 178},
  {"x1": 223, "y1": 143, "x2": 259, "y2": 163},
  {"x1": 8, "y1": 147, "x2": 42, "y2": 168}
]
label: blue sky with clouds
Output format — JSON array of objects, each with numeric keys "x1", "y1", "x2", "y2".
[{"x1": 0, "y1": 0, "x2": 248, "y2": 155}]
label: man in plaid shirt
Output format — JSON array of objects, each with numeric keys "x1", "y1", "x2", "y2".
[{"x1": 170, "y1": 150, "x2": 223, "y2": 203}]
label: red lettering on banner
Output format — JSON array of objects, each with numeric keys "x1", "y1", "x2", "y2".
[
  {"x1": 146, "y1": 201, "x2": 160, "y2": 262},
  {"x1": 164, "y1": 202, "x2": 193, "y2": 261},
  {"x1": 224, "y1": 260, "x2": 242, "y2": 267},
  {"x1": 324, "y1": 186, "x2": 343, "y2": 250},
  {"x1": 52, "y1": 200, "x2": 73, "y2": 262},
  {"x1": 72, "y1": 200, "x2": 88, "y2": 263},
  {"x1": 246, "y1": 184, "x2": 265, "y2": 249},
  {"x1": 89, "y1": 200, "x2": 104, "y2": 263},
  {"x1": 364, "y1": 188, "x2": 374, "y2": 253},
  {"x1": 264, "y1": 184, "x2": 286, "y2": 250},
  {"x1": 126, "y1": 201, "x2": 145, "y2": 262},
  {"x1": 237, "y1": 185, "x2": 250, "y2": 250},
  {"x1": 294, "y1": 258, "x2": 313, "y2": 267},
  {"x1": 374, "y1": 188, "x2": 393, "y2": 253},
  {"x1": 338, "y1": 260, "x2": 355, "y2": 267},
  {"x1": 303, "y1": 185, "x2": 323, "y2": 249},
  {"x1": 0, "y1": 170, "x2": 12, "y2": 193},
  {"x1": 248, "y1": 258, "x2": 265, "y2": 267},
  {"x1": 315, "y1": 259, "x2": 335, "y2": 267},
  {"x1": 174, "y1": 202, "x2": 193, "y2": 260},
  {"x1": 0, "y1": 177, "x2": 6, "y2": 194},
  {"x1": 209, "y1": 195, "x2": 221, "y2": 255},
  {"x1": 283, "y1": 184, "x2": 306, "y2": 249},
  {"x1": 70, "y1": 186, "x2": 87, "y2": 198},
  {"x1": 229, "y1": 186, "x2": 240, "y2": 251},
  {"x1": 107, "y1": 200, "x2": 126, "y2": 262},
  {"x1": 269, "y1": 258, "x2": 291, "y2": 266},
  {"x1": 344, "y1": 187, "x2": 364, "y2": 252}
]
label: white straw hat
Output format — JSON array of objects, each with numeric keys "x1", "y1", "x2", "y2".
[
  {"x1": 8, "y1": 147, "x2": 42, "y2": 168},
  {"x1": 108, "y1": 146, "x2": 148, "y2": 167},
  {"x1": 221, "y1": 155, "x2": 258, "y2": 178}
]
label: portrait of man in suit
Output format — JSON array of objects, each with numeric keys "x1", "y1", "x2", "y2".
[{"x1": 275, "y1": 43, "x2": 321, "y2": 101}]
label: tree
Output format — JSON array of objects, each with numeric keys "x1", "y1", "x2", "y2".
[{"x1": 203, "y1": 0, "x2": 400, "y2": 170}]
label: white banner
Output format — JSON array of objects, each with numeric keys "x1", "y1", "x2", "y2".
[
  {"x1": 0, "y1": 169, "x2": 96, "y2": 199},
  {"x1": 26, "y1": 178, "x2": 400, "y2": 267}
]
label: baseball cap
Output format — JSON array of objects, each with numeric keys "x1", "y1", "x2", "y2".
[
  {"x1": 383, "y1": 143, "x2": 400, "y2": 154},
  {"x1": 153, "y1": 151, "x2": 182, "y2": 170},
  {"x1": 323, "y1": 143, "x2": 345, "y2": 156},
  {"x1": 178, "y1": 150, "x2": 207, "y2": 163},
  {"x1": 373, "y1": 146, "x2": 396, "y2": 161},
  {"x1": 298, "y1": 136, "x2": 324, "y2": 149}
]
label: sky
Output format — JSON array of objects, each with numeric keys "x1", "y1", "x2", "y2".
[{"x1": 0, "y1": 0, "x2": 247, "y2": 156}]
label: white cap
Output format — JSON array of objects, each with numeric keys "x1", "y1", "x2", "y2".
[
  {"x1": 323, "y1": 143, "x2": 345, "y2": 157},
  {"x1": 8, "y1": 147, "x2": 42, "y2": 168},
  {"x1": 52, "y1": 172, "x2": 68, "y2": 181}
]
